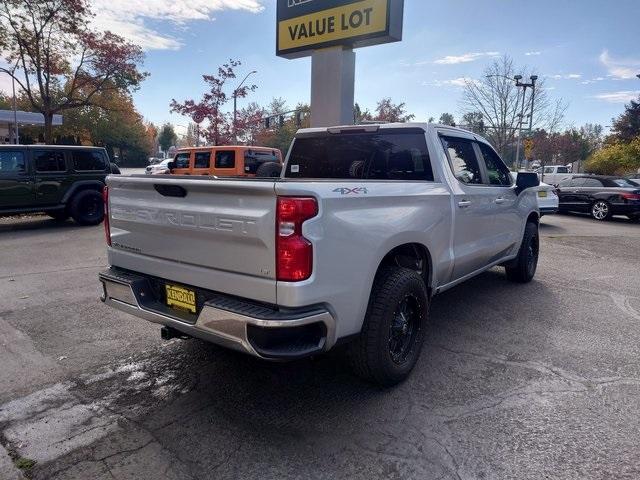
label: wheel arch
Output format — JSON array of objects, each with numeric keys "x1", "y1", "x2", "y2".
[
  {"x1": 373, "y1": 242, "x2": 434, "y2": 297},
  {"x1": 61, "y1": 180, "x2": 105, "y2": 204}
]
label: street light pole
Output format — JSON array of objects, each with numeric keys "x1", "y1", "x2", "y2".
[
  {"x1": 514, "y1": 75, "x2": 538, "y2": 170},
  {"x1": 0, "y1": 62, "x2": 19, "y2": 144},
  {"x1": 232, "y1": 70, "x2": 257, "y2": 144}
]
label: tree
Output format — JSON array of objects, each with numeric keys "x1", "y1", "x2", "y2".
[
  {"x1": 158, "y1": 124, "x2": 177, "y2": 153},
  {"x1": 461, "y1": 111, "x2": 485, "y2": 133},
  {"x1": 609, "y1": 96, "x2": 640, "y2": 143},
  {"x1": 50, "y1": 89, "x2": 153, "y2": 165},
  {"x1": 460, "y1": 55, "x2": 566, "y2": 163},
  {"x1": 438, "y1": 113, "x2": 455, "y2": 126},
  {"x1": 354, "y1": 103, "x2": 372, "y2": 124},
  {"x1": 373, "y1": 98, "x2": 414, "y2": 123},
  {"x1": 585, "y1": 138, "x2": 640, "y2": 175},
  {"x1": 0, "y1": 0, "x2": 147, "y2": 143},
  {"x1": 170, "y1": 59, "x2": 256, "y2": 146}
]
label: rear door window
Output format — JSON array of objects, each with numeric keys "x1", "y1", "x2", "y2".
[
  {"x1": 174, "y1": 152, "x2": 191, "y2": 169},
  {"x1": 285, "y1": 129, "x2": 433, "y2": 181},
  {"x1": 582, "y1": 178, "x2": 603, "y2": 187},
  {"x1": 557, "y1": 167, "x2": 569, "y2": 173},
  {"x1": 34, "y1": 150, "x2": 66, "y2": 172},
  {"x1": 215, "y1": 151, "x2": 235, "y2": 169},
  {"x1": 72, "y1": 150, "x2": 107, "y2": 171},
  {"x1": 0, "y1": 151, "x2": 26, "y2": 173},
  {"x1": 194, "y1": 152, "x2": 211, "y2": 169},
  {"x1": 440, "y1": 136, "x2": 483, "y2": 185}
]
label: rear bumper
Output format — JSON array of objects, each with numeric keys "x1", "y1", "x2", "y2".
[
  {"x1": 99, "y1": 268, "x2": 336, "y2": 360},
  {"x1": 539, "y1": 206, "x2": 558, "y2": 215}
]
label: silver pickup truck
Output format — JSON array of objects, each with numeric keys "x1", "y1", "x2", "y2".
[{"x1": 99, "y1": 123, "x2": 540, "y2": 385}]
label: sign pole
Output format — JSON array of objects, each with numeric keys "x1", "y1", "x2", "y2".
[{"x1": 310, "y1": 47, "x2": 355, "y2": 127}]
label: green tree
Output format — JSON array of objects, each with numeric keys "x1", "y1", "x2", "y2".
[
  {"x1": 610, "y1": 96, "x2": 640, "y2": 143},
  {"x1": 354, "y1": 103, "x2": 372, "y2": 124},
  {"x1": 439, "y1": 113, "x2": 456, "y2": 126},
  {"x1": 0, "y1": 0, "x2": 147, "y2": 143},
  {"x1": 585, "y1": 138, "x2": 640, "y2": 175},
  {"x1": 158, "y1": 124, "x2": 177, "y2": 153}
]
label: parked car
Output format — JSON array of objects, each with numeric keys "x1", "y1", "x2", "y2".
[
  {"x1": 511, "y1": 172, "x2": 558, "y2": 215},
  {"x1": 99, "y1": 123, "x2": 540, "y2": 386},
  {"x1": 0, "y1": 145, "x2": 113, "y2": 225},
  {"x1": 536, "y1": 165, "x2": 573, "y2": 186},
  {"x1": 169, "y1": 146, "x2": 283, "y2": 177},
  {"x1": 557, "y1": 175, "x2": 640, "y2": 221},
  {"x1": 145, "y1": 158, "x2": 173, "y2": 175}
]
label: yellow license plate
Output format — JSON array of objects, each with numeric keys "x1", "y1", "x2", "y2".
[
  {"x1": 165, "y1": 284, "x2": 196, "y2": 314},
  {"x1": 538, "y1": 191, "x2": 548, "y2": 198}
]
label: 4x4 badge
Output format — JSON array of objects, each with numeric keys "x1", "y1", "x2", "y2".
[{"x1": 333, "y1": 187, "x2": 368, "y2": 195}]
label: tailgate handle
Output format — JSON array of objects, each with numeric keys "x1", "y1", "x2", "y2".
[{"x1": 154, "y1": 184, "x2": 187, "y2": 198}]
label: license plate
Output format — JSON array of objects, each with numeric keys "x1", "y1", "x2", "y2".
[
  {"x1": 165, "y1": 284, "x2": 196, "y2": 314},
  {"x1": 538, "y1": 191, "x2": 548, "y2": 198}
]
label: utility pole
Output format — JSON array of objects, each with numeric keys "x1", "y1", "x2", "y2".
[
  {"x1": 514, "y1": 75, "x2": 538, "y2": 170},
  {"x1": 232, "y1": 70, "x2": 257, "y2": 144},
  {"x1": 0, "y1": 61, "x2": 20, "y2": 144}
]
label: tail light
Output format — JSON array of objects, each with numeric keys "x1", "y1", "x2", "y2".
[
  {"x1": 276, "y1": 197, "x2": 318, "y2": 281},
  {"x1": 103, "y1": 185, "x2": 111, "y2": 246},
  {"x1": 621, "y1": 192, "x2": 640, "y2": 201}
]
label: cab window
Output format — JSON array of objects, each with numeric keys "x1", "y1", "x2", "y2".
[
  {"x1": 174, "y1": 152, "x2": 190, "y2": 169},
  {"x1": 72, "y1": 150, "x2": 107, "y2": 171},
  {"x1": 477, "y1": 142, "x2": 511, "y2": 186},
  {"x1": 0, "y1": 151, "x2": 26, "y2": 173},
  {"x1": 215, "y1": 150, "x2": 235, "y2": 169},
  {"x1": 441, "y1": 136, "x2": 483, "y2": 185},
  {"x1": 557, "y1": 167, "x2": 569, "y2": 174},
  {"x1": 34, "y1": 150, "x2": 66, "y2": 172},
  {"x1": 194, "y1": 152, "x2": 211, "y2": 169}
]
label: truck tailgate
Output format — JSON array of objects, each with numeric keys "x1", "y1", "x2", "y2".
[{"x1": 106, "y1": 175, "x2": 277, "y2": 303}]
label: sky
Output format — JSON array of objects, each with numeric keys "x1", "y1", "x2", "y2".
[{"x1": 2, "y1": 0, "x2": 640, "y2": 135}]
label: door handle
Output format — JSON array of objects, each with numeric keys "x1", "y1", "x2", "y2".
[
  {"x1": 494, "y1": 197, "x2": 506, "y2": 204},
  {"x1": 458, "y1": 200, "x2": 472, "y2": 208}
]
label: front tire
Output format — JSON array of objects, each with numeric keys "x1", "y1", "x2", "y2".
[
  {"x1": 70, "y1": 190, "x2": 104, "y2": 226},
  {"x1": 348, "y1": 267, "x2": 429, "y2": 386},
  {"x1": 505, "y1": 221, "x2": 539, "y2": 283},
  {"x1": 591, "y1": 200, "x2": 612, "y2": 221}
]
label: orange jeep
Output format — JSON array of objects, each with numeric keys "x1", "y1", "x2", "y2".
[{"x1": 169, "y1": 146, "x2": 283, "y2": 177}]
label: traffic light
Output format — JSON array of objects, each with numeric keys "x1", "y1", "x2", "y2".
[
  {"x1": 295, "y1": 111, "x2": 303, "y2": 127},
  {"x1": 264, "y1": 117, "x2": 270, "y2": 129},
  {"x1": 279, "y1": 115, "x2": 285, "y2": 128}
]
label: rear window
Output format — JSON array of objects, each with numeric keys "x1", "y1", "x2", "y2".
[
  {"x1": 72, "y1": 150, "x2": 107, "y2": 171},
  {"x1": 194, "y1": 152, "x2": 211, "y2": 169},
  {"x1": 557, "y1": 167, "x2": 569, "y2": 173},
  {"x1": 34, "y1": 150, "x2": 66, "y2": 172},
  {"x1": 285, "y1": 130, "x2": 433, "y2": 181}
]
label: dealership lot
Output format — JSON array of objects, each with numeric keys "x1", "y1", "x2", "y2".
[{"x1": 1, "y1": 213, "x2": 639, "y2": 480}]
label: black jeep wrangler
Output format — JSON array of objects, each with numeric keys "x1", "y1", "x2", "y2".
[{"x1": 0, "y1": 145, "x2": 117, "y2": 225}]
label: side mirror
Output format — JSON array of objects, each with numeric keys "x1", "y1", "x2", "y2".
[
  {"x1": 167, "y1": 161, "x2": 175, "y2": 170},
  {"x1": 515, "y1": 172, "x2": 539, "y2": 195}
]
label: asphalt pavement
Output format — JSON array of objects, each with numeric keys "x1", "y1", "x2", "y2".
[{"x1": 0, "y1": 212, "x2": 639, "y2": 480}]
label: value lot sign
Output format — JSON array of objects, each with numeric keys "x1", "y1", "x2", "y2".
[{"x1": 277, "y1": 0, "x2": 404, "y2": 58}]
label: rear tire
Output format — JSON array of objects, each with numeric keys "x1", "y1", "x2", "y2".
[
  {"x1": 505, "y1": 222, "x2": 539, "y2": 283},
  {"x1": 70, "y1": 190, "x2": 104, "y2": 226},
  {"x1": 255, "y1": 162, "x2": 282, "y2": 178},
  {"x1": 591, "y1": 200, "x2": 612, "y2": 221},
  {"x1": 348, "y1": 267, "x2": 429, "y2": 386}
]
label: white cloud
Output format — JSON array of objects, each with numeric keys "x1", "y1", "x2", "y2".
[
  {"x1": 599, "y1": 50, "x2": 640, "y2": 80},
  {"x1": 580, "y1": 77, "x2": 605, "y2": 85},
  {"x1": 423, "y1": 77, "x2": 473, "y2": 88},
  {"x1": 550, "y1": 73, "x2": 582, "y2": 80},
  {"x1": 525, "y1": 51, "x2": 541, "y2": 56},
  {"x1": 592, "y1": 91, "x2": 639, "y2": 103},
  {"x1": 433, "y1": 51, "x2": 499, "y2": 65},
  {"x1": 91, "y1": 0, "x2": 265, "y2": 51}
]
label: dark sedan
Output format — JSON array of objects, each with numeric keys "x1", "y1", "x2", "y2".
[{"x1": 557, "y1": 176, "x2": 640, "y2": 221}]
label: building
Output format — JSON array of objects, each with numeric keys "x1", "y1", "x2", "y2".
[{"x1": 0, "y1": 110, "x2": 63, "y2": 144}]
